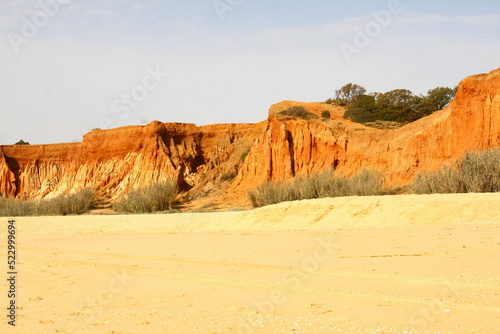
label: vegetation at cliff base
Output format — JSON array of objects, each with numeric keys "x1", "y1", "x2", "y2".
[
  {"x1": 327, "y1": 83, "x2": 457, "y2": 124},
  {"x1": 248, "y1": 169, "x2": 384, "y2": 207},
  {"x1": 113, "y1": 182, "x2": 178, "y2": 213},
  {"x1": 0, "y1": 188, "x2": 95, "y2": 217},
  {"x1": 412, "y1": 148, "x2": 500, "y2": 194}
]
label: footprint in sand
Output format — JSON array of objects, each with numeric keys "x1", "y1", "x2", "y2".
[
  {"x1": 39, "y1": 320, "x2": 54, "y2": 324},
  {"x1": 306, "y1": 303, "x2": 325, "y2": 309},
  {"x1": 69, "y1": 312, "x2": 85, "y2": 316},
  {"x1": 29, "y1": 296, "x2": 43, "y2": 302}
]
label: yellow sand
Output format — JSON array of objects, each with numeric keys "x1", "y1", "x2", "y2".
[{"x1": 1, "y1": 193, "x2": 499, "y2": 333}]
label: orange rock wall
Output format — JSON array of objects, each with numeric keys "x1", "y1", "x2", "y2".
[
  {"x1": 0, "y1": 68, "x2": 499, "y2": 204},
  {"x1": 0, "y1": 121, "x2": 264, "y2": 201},
  {"x1": 231, "y1": 68, "x2": 500, "y2": 193}
]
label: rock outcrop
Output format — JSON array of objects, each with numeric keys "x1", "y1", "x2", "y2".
[
  {"x1": 0, "y1": 121, "x2": 266, "y2": 204},
  {"x1": 0, "y1": 68, "x2": 499, "y2": 208},
  {"x1": 230, "y1": 68, "x2": 500, "y2": 195}
]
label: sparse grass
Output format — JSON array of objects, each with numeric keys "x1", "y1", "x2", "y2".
[
  {"x1": 221, "y1": 171, "x2": 237, "y2": 181},
  {"x1": 364, "y1": 120, "x2": 404, "y2": 130},
  {"x1": 412, "y1": 148, "x2": 500, "y2": 194},
  {"x1": 248, "y1": 169, "x2": 384, "y2": 207},
  {"x1": 0, "y1": 188, "x2": 95, "y2": 217},
  {"x1": 240, "y1": 147, "x2": 251, "y2": 162},
  {"x1": 348, "y1": 169, "x2": 387, "y2": 196},
  {"x1": 248, "y1": 181, "x2": 296, "y2": 207},
  {"x1": 113, "y1": 182, "x2": 178, "y2": 213}
]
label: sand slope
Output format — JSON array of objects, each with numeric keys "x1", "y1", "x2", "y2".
[{"x1": 1, "y1": 193, "x2": 499, "y2": 333}]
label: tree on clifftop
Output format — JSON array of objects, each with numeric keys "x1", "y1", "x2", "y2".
[
  {"x1": 418, "y1": 86, "x2": 458, "y2": 115},
  {"x1": 14, "y1": 139, "x2": 30, "y2": 145},
  {"x1": 337, "y1": 84, "x2": 458, "y2": 125},
  {"x1": 375, "y1": 89, "x2": 422, "y2": 122},
  {"x1": 333, "y1": 83, "x2": 366, "y2": 106}
]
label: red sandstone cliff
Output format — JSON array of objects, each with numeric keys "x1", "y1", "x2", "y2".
[
  {"x1": 0, "y1": 68, "x2": 499, "y2": 208},
  {"x1": 230, "y1": 68, "x2": 500, "y2": 197},
  {"x1": 0, "y1": 121, "x2": 266, "y2": 204}
]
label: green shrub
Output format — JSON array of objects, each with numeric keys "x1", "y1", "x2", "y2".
[
  {"x1": 0, "y1": 188, "x2": 95, "y2": 217},
  {"x1": 14, "y1": 139, "x2": 30, "y2": 145},
  {"x1": 412, "y1": 148, "x2": 500, "y2": 194},
  {"x1": 278, "y1": 106, "x2": 316, "y2": 120},
  {"x1": 248, "y1": 169, "x2": 384, "y2": 207},
  {"x1": 321, "y1": 110, "x2": 331, "y2": 119},
  {"x1": 418, "y1": 87, "x2": 458, "y2": 116},
  {"x1": 114, "y1": 182, "x2": 178, "y2": 213}
]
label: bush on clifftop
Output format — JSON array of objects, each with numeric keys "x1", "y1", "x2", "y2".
[
  {"x1": 327, "y1": 83, "x2": 458, "y2": 124},
  {"x1": 278, "y1": 106, "x2": 317, "y2": 120}
]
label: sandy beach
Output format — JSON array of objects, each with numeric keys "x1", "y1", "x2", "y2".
[{"x1": 1, "y1": 193, "x2": 499, "y2": 333}]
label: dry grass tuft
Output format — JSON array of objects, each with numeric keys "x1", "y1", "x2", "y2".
[
  {"x1": 248, "y1": 169, "x2": 384, "y2": 207},
  {"x1": 412, "y1": 148, "x2": 500, "y2": 194},
  {"x1": 113, "y1": 182, "x2": 178, "y2": 213},
  {"x1": 0, "y1": 188, "x2": 95, "y2": 217}
]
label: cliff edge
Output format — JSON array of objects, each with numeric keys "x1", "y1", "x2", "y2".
[{"x1": 1, "y1": 68, "x2": 499, "y2": 209}]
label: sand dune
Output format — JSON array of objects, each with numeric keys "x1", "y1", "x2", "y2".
[{"x1": 1, "y1": 193, "x2": 499, "y2": 333}]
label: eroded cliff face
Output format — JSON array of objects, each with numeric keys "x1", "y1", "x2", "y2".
[
  {"x1": 0, "y1": 68, "x2": 499, "y2": 207},
  {"x1": 0, "y1": 121, "x2": 266, "y2": 203},
  {"x1": 230, "y1": 67, "x2": 500, "y2": 195}
]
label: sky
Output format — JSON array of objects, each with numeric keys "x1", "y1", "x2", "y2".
[{"x1": 0, "y1": 0, "x2": 499, "y2": 145}]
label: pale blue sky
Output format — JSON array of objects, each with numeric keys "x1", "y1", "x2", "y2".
[{"x1": 0, "y1": 0, "x2": 499, "y2": 144}]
